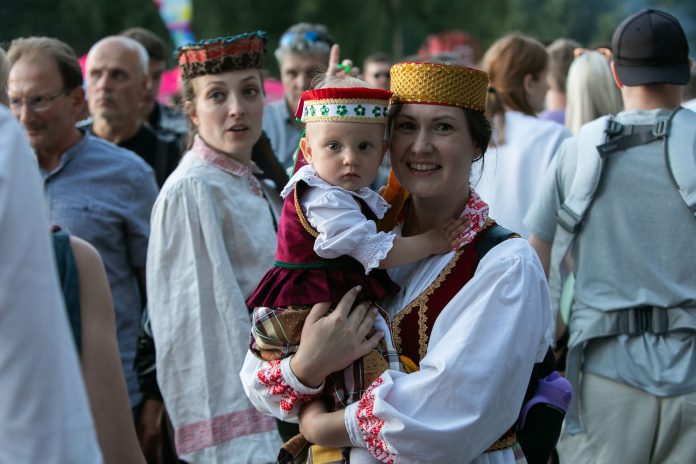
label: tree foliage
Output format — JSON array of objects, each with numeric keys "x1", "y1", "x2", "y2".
[{"x1": 1, "y1": 0, "x2": 694, "y2": 77}]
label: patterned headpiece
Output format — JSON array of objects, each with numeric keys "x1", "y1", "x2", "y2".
[
  {"x1": 177, "y1": 31, "x2": 266, "y2": 80},
  {"x1": 295, "y1": 87, "x2": 392, "y2": 124},
  {"x1": 389, "y1": 62, "x2": 489, "y2": 112}
]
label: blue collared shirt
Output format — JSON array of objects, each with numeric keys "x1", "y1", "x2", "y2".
[{"x1": 41, "y1": 131, "x2": 158, "y2": 407}]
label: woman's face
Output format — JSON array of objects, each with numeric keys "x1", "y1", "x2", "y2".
[
  {"x1": 390, "y1": 104, "x2": 479, "y2": 201},
  {"x1": 187, "y1": 69, "x2": 264, "y2": 163}
]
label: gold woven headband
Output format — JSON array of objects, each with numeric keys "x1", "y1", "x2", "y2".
[{"x1": 389, "y1": 62, "x2": 489, "y2": 112}]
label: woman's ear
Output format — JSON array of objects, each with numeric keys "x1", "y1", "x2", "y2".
[
  {"x1": 523, "y1": 73, "x2": 535, "y2": 95},
  {"x1": 184, "y1": 100, "x2": 199, "y2": 127},
  {"x1": 300, "y1": 137, "x2": 312, "y2": 164}
]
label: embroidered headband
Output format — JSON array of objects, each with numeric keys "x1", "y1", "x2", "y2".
[
  {"x1": 389, "y1": 62, "x2": 489, "y2": 112},
  {"x1": 177, "y1": 31, "x2": 266, "y2": 80},
  {"x1": 295, "y1": 87, "x2": 392, "y2": 124}
]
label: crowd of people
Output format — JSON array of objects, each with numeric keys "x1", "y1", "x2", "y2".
[{"x1": 1, "y1": 7, "x2": 694, "y2": 464}]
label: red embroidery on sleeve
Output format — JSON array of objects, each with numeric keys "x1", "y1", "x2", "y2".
[
  {"x1": 356, "y1": 378, "x2": 397, "y2": 464},
  {"x1": 256, "y1": 360, "x2": 317, "y2": 414}
]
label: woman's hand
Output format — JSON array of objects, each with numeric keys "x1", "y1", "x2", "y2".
[
  {"x1": 290, "y1": 286, "x2": 384, "y2": 388},
  {"x1": 425, "y1": 217, "x2": 470, "y2": 253},
  {"x1": 299, "y1": 398, "x2": 351, "y2": 448}
]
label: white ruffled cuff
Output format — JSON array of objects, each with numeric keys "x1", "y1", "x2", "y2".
[
  {"x1": 355, "y1": 231, "x2": 396, "y2": 274},
  {"x1": 281, "y1": 356, "x2": 325, "y2": 395}
]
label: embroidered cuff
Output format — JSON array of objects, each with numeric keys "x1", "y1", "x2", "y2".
[
  {"x1": 281, "y1": 356, "x2": 325, "y2": 395},
  {"x1": 345, "y1": 402, "x2": 366, "y2": 448},
  {"x1": 355, "y1": 378, "x2": 398, "y2": 463},
  {"x1": 356, "y1": 231, "x2": 396, "y2": 273}
]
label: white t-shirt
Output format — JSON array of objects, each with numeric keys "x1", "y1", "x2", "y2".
[
  {"x1": 473, "y1": 111, "x2": 569, "y2": 237},
  {"x1": 0, "y1": 107, "x2": 102, "y2": 463}
]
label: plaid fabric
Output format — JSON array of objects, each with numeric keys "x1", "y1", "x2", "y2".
[{"x1": 250, "y1": 305, "x2": 402, "y2": 410}]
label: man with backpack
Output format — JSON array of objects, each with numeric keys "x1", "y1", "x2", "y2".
[{"x1": 525, "y1": 9, "x2": 696, "y2": 463}]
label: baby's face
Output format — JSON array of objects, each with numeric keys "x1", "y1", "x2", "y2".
[{"x1": 302, "y1": 121, "x2": 386, "y2": 191}]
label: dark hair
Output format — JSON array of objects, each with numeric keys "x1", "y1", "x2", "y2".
[
  {"x1": 387, "y1": 103, "x2": 492, "y2": 158},
  {"x1": 8, "y1": 37, "x2": 83, "y2": 89},
  {"x1": 546, "y1": 38, "x2": 581, "y2": 93},
  {"x1": 120, "y1": 27, "x2": 168, "y2": 63}
]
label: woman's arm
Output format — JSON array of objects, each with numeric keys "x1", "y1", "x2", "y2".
[
  {"x1": 301, "y1": 239, "x2": 552, "y2": 463},
  {"x1": 72, "y1": 236, "x2": 146, "y2": 464},
  {"x1": 240, "y1": 288, "x2": 384, "y2": 420}
]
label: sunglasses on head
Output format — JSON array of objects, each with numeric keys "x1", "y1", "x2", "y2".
[{"x1": 280, "y1": 30, "x2": 330, "y2": 49}]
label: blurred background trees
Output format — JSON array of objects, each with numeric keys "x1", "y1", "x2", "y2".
[{"x1": 1, "y1": 0, "x2": 694, "y2": 77}]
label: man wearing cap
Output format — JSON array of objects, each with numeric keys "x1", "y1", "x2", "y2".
[
  {"x1": 263, "y1": 23, "x2": 335, "y2": 172},
  {"x1": 525, "y1": 9, "x2": 696, "y2": 462}
]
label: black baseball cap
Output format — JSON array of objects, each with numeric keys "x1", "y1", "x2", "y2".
[{"x1": 612, "y1": 9, "x2": 690, "y2": 86}]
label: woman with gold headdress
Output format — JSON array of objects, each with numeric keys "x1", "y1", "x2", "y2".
[
  {"x1": 242, "y1": 60, "x2": 553, "y2": 463},
  {"x1": 146, "y1": 31, "x2": 282, "y2": 462}
]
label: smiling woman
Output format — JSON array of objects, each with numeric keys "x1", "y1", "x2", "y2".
[
  {"x1": 241, "y1": 61, "x2": 555, "y2": 463},
  {"x1": 145, "y1": 31, "x2": 282, "y2": 463}
]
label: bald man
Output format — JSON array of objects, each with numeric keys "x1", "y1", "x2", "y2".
[{"x1": 83, "y1": 36, "x2": 180, "y2": 187}]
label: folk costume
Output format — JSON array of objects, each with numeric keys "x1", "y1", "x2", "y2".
[
  {"x1": 147, "y1": 32, "x2": 282, "y2": 463},
  {"x1": 246, "y1": 88, "x2": 403, "y2": 463},
  {"x1": 242, "y1": 62, "x2": 553, "y2": 463}
]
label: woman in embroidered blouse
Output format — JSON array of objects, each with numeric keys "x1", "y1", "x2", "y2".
[
  {"x1": 146, "y1": 32, "x2": 282, "y2": 463},
  {"x1": 241, "y1": 62, "x2": 552, "y2": 463}
]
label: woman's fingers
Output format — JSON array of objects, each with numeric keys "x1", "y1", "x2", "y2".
[
  {"x1": 355, "y1": 306, "x2": 378, "y2": 339},
  {"x1": 332, "y1": 285, "x2": 361, "y2": 319},
  {"x1": 306, "y1": 301, "x2": 332, "y2": 324},
  {"x1": 360, "y1": 329, "x2": 385, "y2": 356}
]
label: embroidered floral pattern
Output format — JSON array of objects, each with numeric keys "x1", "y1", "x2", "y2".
[
  {"x1": 337, "y1": 104, "x2": 348, "y2": 116},
  {"x1": 356, "y1": 378, "x2": 397, "y2": 464},
  {"x1": 354, "y1": 105, "x2": 366, "y2": 116},
  {"x1": 454, "y1": 188, "x2": 489, "y2": 249},
  {"x1": 372, "y1": 106, "x2": 382, "y2": 117},
  {"x1": 256, "y1": 360, "x2": 315, "y2": 415},
  {"x1": 321, "y1": 105, "x2": 330, "y2": 116}
]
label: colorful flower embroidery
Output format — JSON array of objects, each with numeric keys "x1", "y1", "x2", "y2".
[
  {"x1": 256, "y1": 360, "x2": 316, "y2": 415},
  {"x1": 337, "y1": 105, "x2": 348, "y2": 116},
  {"x1": 372, "y1": 106, "x2": 381, "y2": 117},
  {"x1": 356, "y1": 378, "x2": 397, "y2": 464},
  {"x1": 309, "y1": 105, "x2": 316, "y2": 116},
  {"x1": 354, "y1": 104, "x2": 366, "y2": 116},
  {"x1": 321, "y1": 105, "x2": 330, "y2": 116}
]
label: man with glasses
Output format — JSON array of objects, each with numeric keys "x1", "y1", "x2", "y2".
[
  {"x1": 263, "y1": 23, "x2": 335, "y2": 172},
  {"x1": 7, "y1": 36, "x2": 158, "y2": 449}
]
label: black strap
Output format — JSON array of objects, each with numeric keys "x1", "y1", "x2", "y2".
[
  {"x1": 597, "y1": 120, "x2": 669, "y2": 158},
  {"x1": 474, "y1": 224, "x2": 519, "y2": 262}
]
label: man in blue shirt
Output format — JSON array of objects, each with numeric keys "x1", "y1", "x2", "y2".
[{"x1": 7, "y1": 36, "x2": 158, "y2": 444}]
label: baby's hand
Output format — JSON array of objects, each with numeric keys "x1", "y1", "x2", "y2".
[{"x1": 426, "y1": 217, "x2": 470, "y2": 253}]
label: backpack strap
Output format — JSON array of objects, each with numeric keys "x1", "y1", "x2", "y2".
[
  {"x1": 666, "y1": 107, "x2": 696, "y2": 219},
  {"x1": 474, "y1": 223, "x2": 520, "y2": 261}
]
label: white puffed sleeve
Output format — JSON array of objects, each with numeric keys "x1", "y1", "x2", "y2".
[
  {"x1": 345, "y1": 239, "x2": 552, "y2": 464},
  {"x1": 303, "y1": 188, "x2": 395, "y2": 273}
]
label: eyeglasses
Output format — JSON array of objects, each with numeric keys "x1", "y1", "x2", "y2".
[
  {"x1": 279, "y1": 30, "x2": 332, "y2": 51},
  {"x1": 8, "y1": 88, "x2": 70, "y2": 112},
  {"x1": 573, "y1": 47, "x2": 612, "y2": 61}
]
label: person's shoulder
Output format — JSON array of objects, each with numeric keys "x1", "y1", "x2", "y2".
[
  {"x1": 84, "y1": 134, "x2": 150, "y2": 170},
  {"x1": 507, "y1": 111, "x2": 570, "y2": 139},
  {"x1": 479, "y1": 236, "x2": 544, "y2": 273}
]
